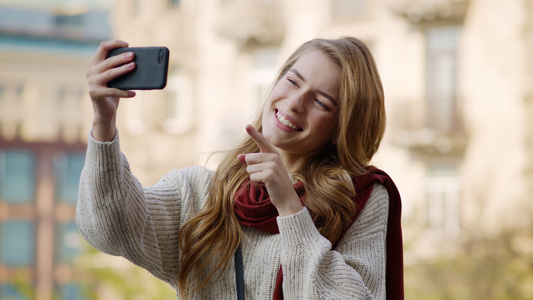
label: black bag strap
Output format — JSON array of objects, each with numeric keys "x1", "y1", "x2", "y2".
[{"x1": 235, "y1": 244, "x2": 245, "y2": 300}]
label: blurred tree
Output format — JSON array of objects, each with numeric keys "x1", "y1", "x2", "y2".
[
  {"x1": 75, "y1": 244, "x2": 175, "y2": 300},
  {"x1": 6, "y1": 271, "x2": 35, "y2": 300},
  {"x1": 405, "y1": 226, "x2": 533, "y2": 299}
]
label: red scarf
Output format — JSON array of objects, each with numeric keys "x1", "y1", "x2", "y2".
[{"x1": 233, "y1": 166, "x2": 404, "y2": 300}]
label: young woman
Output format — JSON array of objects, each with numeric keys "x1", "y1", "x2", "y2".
[{"x1": 78, "y1": 36, "x2": 404, "y2": 299}]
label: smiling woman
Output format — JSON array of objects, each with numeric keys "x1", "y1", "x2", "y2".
[
  {"x1": 77, "y1": 37, "x2": 404, "y2": 300},
  {"x1": 261, "y1": 50, "x2": 341, "y2": 171}
]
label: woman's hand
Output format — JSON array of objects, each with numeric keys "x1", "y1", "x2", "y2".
[
  {"x1": 238, "y1": 124, "x2": 304, "y2": 217},
  {"x1": 86, "y1": 40, "x2": 136, "y2": 141}
]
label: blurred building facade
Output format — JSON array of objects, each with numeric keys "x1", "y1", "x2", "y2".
[
  {"x1": 111, "y1": 0, "x2": 533, "y2": 296},
  {"x1": 0, "y1": 1, "x2": 111, "y2": 299},
  {"x1": 1, "y1": 0, "x2": 532, "y2": 298}
]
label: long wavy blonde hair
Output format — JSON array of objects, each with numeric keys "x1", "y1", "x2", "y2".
[{"x1": 177, "y1": 36, "x2": 385, "y2": 297}]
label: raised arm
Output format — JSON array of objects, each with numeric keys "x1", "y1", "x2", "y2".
[
  {"x1": 77, "y1": 40, "x2": 182, "y2": 283},
  {"x1": 76, "y1": 133, "x2": 186, "y2": 283}
]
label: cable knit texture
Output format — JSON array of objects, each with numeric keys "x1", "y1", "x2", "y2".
[{"x1": 76, "y1": 132, "x2": 389, "y2": 299}]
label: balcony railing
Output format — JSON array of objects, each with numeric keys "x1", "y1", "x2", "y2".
[
  {"x1": 215, "y1": 0, "x2": 285, "y2": 47},
  {"x1": 389, "y1": 0, "x2": 469, "y2": 25},
  {"x1": 388, "y1": 99, "x2": 467, "y2": 155}
]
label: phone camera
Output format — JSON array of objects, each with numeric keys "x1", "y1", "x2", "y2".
[{"x1": 158, "y1": 50, "x2": 164, "y2": 64}]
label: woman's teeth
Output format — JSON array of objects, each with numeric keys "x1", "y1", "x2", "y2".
[{"x1": 276, "y1": 112, "x2": 300, "y2": 130}]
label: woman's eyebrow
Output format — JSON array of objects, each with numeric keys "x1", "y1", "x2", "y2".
[
  {"x1": 289, "y1": 68, "x2": 339, "y2": 106},
  {"x1": 289, "y1": 68, "x2": 306, "y2": 82}
]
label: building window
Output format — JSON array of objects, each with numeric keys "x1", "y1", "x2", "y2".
[
  {"x1": 425, "y1": 25, "x2": 461, "y2": 132},
  {"x1": 55, "y1": 221, "x2": 83, "y2": 264},
  {"x1": 56, "y1": 87, "x2": 67, "y2": 106},
  {"x1": 0, "y1": 283, "x2": 26, "y2": 300},
  {"x1": 75, "y1": 88, "x2": 85, "y2": 104},
  {"x1": 125, "y1": 96, "x2": 146, "y2": 134},
  {"x1": 332, "y1": 0, "x2": 369, "y2": 19},
  {"x1": 163, "y1": 70, "x2": 193, "y2": 134},
  {"x1": 425, "y1": 164, "x2": 461, "y2": 235},
  {"x1": 0, "y1": 142, "x2": 86, "y2": 298},
  {"x1": 0, "y1": 220, "x2": 35, "y2": 266},
  {"x1": 251, "y1": 47, "x2": 279, "y2": 106},
  {"x1": 0, "y1": 151, "x2": 36, "y2": 204},
  {"x1": 54, "y1": 153, "x2": 85, "y2": 204},
  {"x1": 14, "y1": 84, "x2": 24, "y2": 100},
  {"x1": 58, "y1": 283, "x2": 85, "y2": 300},
  {"x1": 54, "y1": 13, "x2": 83, "y2": 28}
]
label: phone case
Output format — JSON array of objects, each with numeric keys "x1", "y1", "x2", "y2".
[{"x1": 106, "y1": 47, "x2": 170, "y2": 90}]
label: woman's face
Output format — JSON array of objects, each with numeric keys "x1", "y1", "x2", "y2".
[{"x1": 262, "y1": 49, "x2": 341, "y2": 170}]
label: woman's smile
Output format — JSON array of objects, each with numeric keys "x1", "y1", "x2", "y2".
[{"x1": 275, "y1": 109, "x2": 303, "y2": 131}]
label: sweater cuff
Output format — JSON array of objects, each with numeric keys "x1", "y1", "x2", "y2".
[
  {"x1": 277, "y1": 207, "x2": 330, "y2": 249},
  {"x1": 89, "y1": 128, "x2": 119, "y2": 145},
  {"x1": 85, "y1": 129, "x2": 121, "y2": 168}
]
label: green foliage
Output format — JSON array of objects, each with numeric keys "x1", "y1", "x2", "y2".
[
  {"x1": 74, "y1": 245, "x2": 176, "y2": 300},
  {"x1": 6, "y1": 243, "x2": 175, "y2": 300},
  {"x1": 5, "y1": 271, "x2": 35, "y2": 300},
  {"x1": 405, "y1": 228, "x2": 533, "y2": 300}
]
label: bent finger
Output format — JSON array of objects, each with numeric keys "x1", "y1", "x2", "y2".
[
  {"x1": 245, "y1": 124, "x2": 277, "y2": 154},
  {"x1": 237, "y1": 154, "x2": 247, "y2": 165},
  {"x1": 89, "y1": 40, "x2": 129, "y2": 66},
  {"x1": 100, "y1": 61, "x2": 136, "y2": 85},
  {"x1": 89, "y1": 51, "x2": 135, "y2": 80},
  {"x1": 89, "y1": 86, "x2": 135, "y2": 100}
]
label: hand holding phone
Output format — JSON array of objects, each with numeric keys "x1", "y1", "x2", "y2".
[{"x1": 106, "y1": 47, "x2": 170, "y2": 90}]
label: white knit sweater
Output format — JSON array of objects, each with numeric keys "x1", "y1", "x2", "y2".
[{"x1": 76, "y1": 133, "x2": 389, "y2": 299}]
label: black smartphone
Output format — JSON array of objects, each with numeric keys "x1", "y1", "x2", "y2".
[{"x1": 106, "y1": 47, "x2": 170, "y2": 90}]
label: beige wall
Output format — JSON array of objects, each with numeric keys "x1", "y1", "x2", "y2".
[{"x1": 460, "y1": 0, "x2": 531, "y2": 233}]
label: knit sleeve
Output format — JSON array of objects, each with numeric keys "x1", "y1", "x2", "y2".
[
  {"x1": 76, "y1": 132, "x2": 211, "y2": 285},
  {"x1": 276, "y1": 184, "x2": 389, "y2": 300}
]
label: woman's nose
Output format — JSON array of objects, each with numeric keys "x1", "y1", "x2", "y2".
[{"x1": 287, "y1": 92, "x2": 306, "y2": 114}]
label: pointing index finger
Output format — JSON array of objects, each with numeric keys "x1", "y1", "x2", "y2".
[{"x1": 245, "y1": 124, "x2": 277, "y2": 154}]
